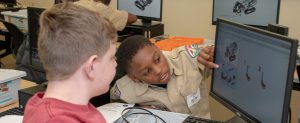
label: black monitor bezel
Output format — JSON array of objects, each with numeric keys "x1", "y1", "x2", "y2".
[
  {"x1": 212, "y1": 0, "x2": 281, "y2": 29},
  {"x1": 117, "y1": 0, "x2": 163, "y2": 22},
  {"x1": 210, "y1": 18, "x2": 298, "y2": 123}
]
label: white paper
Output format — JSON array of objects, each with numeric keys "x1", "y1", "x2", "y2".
[{"x1": 97, "y1": 103, "x2": 134, "y2": 123}]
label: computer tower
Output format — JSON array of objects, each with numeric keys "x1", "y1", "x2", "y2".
[
  {"x1": 268, "y1": 24, "x2": 289, "y2": 36},
  {"x1": 118, "y1": 22, "x2": 164, "y2": 41},
  {"x1": 18, "y1": 84, "x2": 47, "y2": 110}
]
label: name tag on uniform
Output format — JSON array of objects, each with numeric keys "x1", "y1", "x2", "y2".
[{"x1": 186, "y1": 88, "x2": 201, "y2": 108}]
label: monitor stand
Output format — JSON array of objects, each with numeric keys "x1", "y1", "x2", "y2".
[
  {"x1": 131, "y1": 19, "x2": 162, "y2": 27},
  {"x1": 225, "y1": 116, "x2": 248, "y2": 123}
]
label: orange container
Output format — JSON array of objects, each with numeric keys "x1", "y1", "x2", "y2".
[{"x1": 155, "y1": 36, "x2": 204, "y2": 51}]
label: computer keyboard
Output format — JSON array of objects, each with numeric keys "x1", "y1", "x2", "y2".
[
  {"x1": 182, "y1": 116, "x2": 224, "y2": 123},
  {"x1": 0, "y1": 107, "x2": 23, "y2": 117}
]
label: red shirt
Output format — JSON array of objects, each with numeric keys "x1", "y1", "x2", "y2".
[{"x1": 23, "y1": 92, "x2": 106, "y2": 123}]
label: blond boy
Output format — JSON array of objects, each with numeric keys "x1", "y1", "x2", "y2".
[{"x1": 23, "y1": 2, "x2": 117, "y2": 123}]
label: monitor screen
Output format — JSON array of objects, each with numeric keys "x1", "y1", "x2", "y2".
[
  {"x1": 211, "y1": 18, "x2": 298, "y2": 123},
  {"x1": 27, "y1": 7, "x2": 45, "y2": 71},
  {"x1": 117, "y1": 0, "x2": 162, "y2": 24},
  {"x1": 212, "y1": 0, "x2": 280, "y2": 28}
]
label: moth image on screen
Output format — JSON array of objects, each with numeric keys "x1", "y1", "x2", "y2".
[
  {"x1": 212, "y1": 0, "x2": 280, "y2": 28},
  {"x1": 135, "y1": 0, "x2": 152, "y2": 11},
  {"x1": 233, "y1": 0, "x2": 257, "y2": 16},
  {"x1": 118, "y1": 0, "x2": 162, "y2": 24},
  {"x1": 220, "y1": 41, "x2": 239, "y2": 85}
]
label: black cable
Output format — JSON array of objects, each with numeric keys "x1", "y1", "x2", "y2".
[
  {"x1": 121, "y1": 107, "x2": 166, "y2": 123},
  {"x1": 124, "y1": 112, "x2": 158, "y2": 123},
  {"x1": 121, "y1": 107, "x2": 154, "y2": 121}
]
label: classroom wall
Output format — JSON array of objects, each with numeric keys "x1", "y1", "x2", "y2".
[
  {"x1": 279, "y1": 0, "x2": 300, "y2": 40},
  {"x1": 111, "y1": 0, "x2": 300, "y2": 41},
  {"x1": 18, "y1": 0, "x2": 300, "y2": 122},
  {"x1": 161, "y1": 0, "x2": 300, "y2": 40},
  {"x1": 21, "y1": 0, "x2": 300, "y2": 41}
]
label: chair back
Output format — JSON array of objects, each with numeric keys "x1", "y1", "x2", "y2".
[
  {"x1": 0, "y1": 30, "x2": 11, "y2": 59},
  {"x1": 0, "y1": 19, "x2": 24, "y2": 56}
]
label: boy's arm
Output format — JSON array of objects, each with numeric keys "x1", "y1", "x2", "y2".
[
  {"x1": 167, "y1": 45, "x2": 218, "y2": 80},
  {"x1": 110, "y1": 78, "x2": 130, "y2": 103},
  {"x1": 110, "y1": 76, "x2": 143, "y2": 103},
  {"x1": 110, "y1": 83, "x2": 126, "y2": 103}
]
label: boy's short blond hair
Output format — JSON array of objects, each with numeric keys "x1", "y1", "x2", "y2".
[{"x1": 38, "y1": 2, "x2": 117, "y2": 81}]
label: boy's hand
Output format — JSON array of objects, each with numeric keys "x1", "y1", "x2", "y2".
[{"x1": 197, "y1": 46, "x2": 219, "y2": 69}]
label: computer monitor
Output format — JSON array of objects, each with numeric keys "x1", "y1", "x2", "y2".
[
  {"x1": 27, "y1": 7, "x2": 45, "y2": 72},
  {"x1": 117, "y1": 0, "x2": 162, "y2": 25},
  {"x1": 212, "y1": 0, "x2": 280, "y2": 29},
  {"x1": 0, "y1": 0, "x2": 16, "y2": 7},
  {"x1": 211, "y1": 18, "x2": 298, "y2": 123}
]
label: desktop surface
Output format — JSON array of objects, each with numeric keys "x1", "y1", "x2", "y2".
[
  {"x1": 114, "y1": 108, "x2": 188, "y2": 123},
  {"x1": 0, "y1": 79, "x2": 300, "y2": 122}
]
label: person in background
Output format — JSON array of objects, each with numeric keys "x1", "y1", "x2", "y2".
[
  {"x1": 110, "y1": 35, "x2": 218, "y2": 119},
  {"x1": 23, "y1": 2, "x2": 117, "y2": 123},
  {"x1": 75, "y1": 0, "x2": 138, "y2": 31}
]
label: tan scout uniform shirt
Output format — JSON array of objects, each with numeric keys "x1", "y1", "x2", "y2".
[
  {"x1": 111, "y1": 45, "x2": 211, "y2": 119},
  {"x1": 75, "y1": 0, "x2": 128, "y2": 31}
]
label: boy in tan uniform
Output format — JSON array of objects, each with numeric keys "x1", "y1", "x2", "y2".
[
  {"x1": 110, "y1": 35, "x2": 218, "y2": 119},
  {"x1": 75, "y1": 0, "x2": 137, "y2": 31}
]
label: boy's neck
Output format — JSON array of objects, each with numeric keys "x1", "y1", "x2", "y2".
[{"x1": 43, "y1": 79, "x2": 92, "y2": 105}]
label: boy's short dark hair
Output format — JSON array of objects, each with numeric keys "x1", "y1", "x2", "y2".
[
  {"x1": 116, "y1": 35, "x2": 154, "y2": 74},
  {"x1": 38, "y1": 2, "x2": 116, "y2": 80}
]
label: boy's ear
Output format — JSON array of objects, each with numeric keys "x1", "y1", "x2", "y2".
[
  {"x1": 127, "y1": 74, "x2": 141, "y2": 83},
  {"x1": 85, "y1": 55, "x2": 98, "y2": 80}
]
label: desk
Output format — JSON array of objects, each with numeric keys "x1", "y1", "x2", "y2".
[
  {"x1": 0, "y1": 22, "x2": 11, "y2": 58},
  {"x1": 1, "y1": 79, "x2": 300, "y2": 122},
  {"x1": 0, "y1": 80, "x2": 36, "y2": 113},
  {"x1": 0, "y1": 22, "x2": 9, "y2": 43},
  {"x1": 208, "y1": 77, "x2": 300, "y2": 123},
  {"x1": 115, "y1": 108, "x2": 188, "y2": 123}
]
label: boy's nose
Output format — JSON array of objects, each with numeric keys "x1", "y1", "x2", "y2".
[{"x1": 153, "y1": 65, "x2": 162, "y2": 75}]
